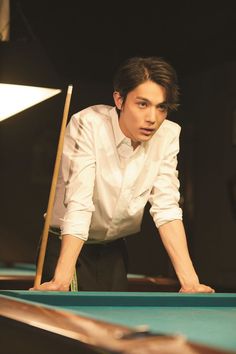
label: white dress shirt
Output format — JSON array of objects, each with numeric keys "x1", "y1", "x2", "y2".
[{"x1": 50, "y1": 105, "x2": 182, "y2": 243}]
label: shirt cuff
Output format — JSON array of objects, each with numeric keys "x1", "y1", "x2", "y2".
[{"x1": 152, "y1": 207, "x2": 183, "y2": 229}]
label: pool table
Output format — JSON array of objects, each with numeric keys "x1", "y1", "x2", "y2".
[
  {"x1": 0, "y1": 291, "x2": 235, "y2": 354},
  {"x1": 127, "y1": 273, "x2": 179, "y2": 292},
  {"x1": 0, "y1": 262, "x2": 36, "y2": 289},
  {"x1": 0, "y1": 262, "x2": 179, "y2": 291}
]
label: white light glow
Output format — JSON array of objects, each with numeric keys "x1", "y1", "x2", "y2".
[{"x1": 0, "y1": 84, "x2": 61, "y2": 121}]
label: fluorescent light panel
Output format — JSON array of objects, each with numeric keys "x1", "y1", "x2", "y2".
[{"x1": 0, "y1": 84, "x2": 61, "y2": 121}]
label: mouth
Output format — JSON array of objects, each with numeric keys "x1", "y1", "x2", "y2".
[{"x1": 140, "y1": 128, "x2": 155, "y2": 136}]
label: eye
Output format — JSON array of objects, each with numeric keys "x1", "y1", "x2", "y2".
[
  {"x1": 137, "y1": 101, "x2": 148, "y2": 108},
  {"x1": 157, "y1": 104, "x2": 168, "y2": 112}
]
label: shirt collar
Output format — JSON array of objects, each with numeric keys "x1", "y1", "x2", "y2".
[
  {"x1": 110, "y1": 106, "x2": 150, "y2": 151},
  {"x1": 110, "y1": 106, "x2": 130, "y2": 147}
]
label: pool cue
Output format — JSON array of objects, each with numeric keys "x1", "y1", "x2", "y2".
[{"x1": 34, "y1": 85, "x2": 73, "y2": 288}]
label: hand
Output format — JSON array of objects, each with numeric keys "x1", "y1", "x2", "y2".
[
  {"x1": 179, "y1": 283, "x2": 215, "y2": 293},
  {"x1": 30, "y1": 280, "x2": 70, "y2": 292}
]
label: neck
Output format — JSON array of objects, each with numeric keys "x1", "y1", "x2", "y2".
[{"x1": 131, "y1": 141, "x2": 140, "y2": 150}]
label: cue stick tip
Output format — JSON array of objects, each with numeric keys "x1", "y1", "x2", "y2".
[{"x1": 67, "y1": 85, "x2": 73, "y2": 94}]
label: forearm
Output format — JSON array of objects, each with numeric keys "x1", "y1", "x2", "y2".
[
  {"x1": 158, "y1": 219, "x2": 199, "y2": 288},
  {"x1": 53, "y1": 234, "x2": 84, "y2": 289}
]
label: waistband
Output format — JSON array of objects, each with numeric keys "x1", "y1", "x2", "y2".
[
  {"x1": 48, "y1": 227, "x2": 125, "y2": 246},
  {"x1": 49, "y1": 226, "x2": 61, "y2": 236}
]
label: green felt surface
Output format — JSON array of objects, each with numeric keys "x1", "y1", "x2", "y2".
[
  {"x1": 1, "y1": 291, "x2": 236, "y2": 352},
  {"x1": 0, "y1": 266, "x2": 146, "y2": 278},
  {"x1": 0, "y1": 263, "x2": 36, "y2": 276}
]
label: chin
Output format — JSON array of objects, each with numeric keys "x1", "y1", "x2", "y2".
[{"x1": 139, "y1": 135, "x2": 153, "y2": 142}]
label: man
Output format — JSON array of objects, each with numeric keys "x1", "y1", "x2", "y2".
[{"x1": 32, "y1": 57, "x2": 214, "y2": 293}]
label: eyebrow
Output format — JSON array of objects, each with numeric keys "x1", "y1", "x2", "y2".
[{"x1": 136, "y1": 96, "x2": 167, "y2": 106}]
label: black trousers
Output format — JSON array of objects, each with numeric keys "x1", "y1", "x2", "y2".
[{"x1": 39, "y1": 232, "x2": 129, "y2": 291}]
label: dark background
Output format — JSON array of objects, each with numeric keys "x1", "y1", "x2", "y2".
[{"x1": 0, "y1": 0, "x2": 236, "y2": 290}]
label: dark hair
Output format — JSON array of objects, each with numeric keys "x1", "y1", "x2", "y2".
[{"x1": 113, "y1": 56, "x2": 179, "y2": 111}]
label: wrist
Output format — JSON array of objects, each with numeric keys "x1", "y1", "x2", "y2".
[
  {"x1": 180, "y1": 280, "x2": 200, "y2": 290},
  {"x1": 178, "y1": 274, "x2": 199, "y2": 289},
  {"x1": 53, "y1": 265, "x2": 74, "y2": 290},
  {"x1": 51, "y1": 277, "x2": 71, "y2": 291}
]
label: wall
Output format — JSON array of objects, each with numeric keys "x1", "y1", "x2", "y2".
[{"x1": 179, "y1": 61, "x2": 236, "y2": 289}]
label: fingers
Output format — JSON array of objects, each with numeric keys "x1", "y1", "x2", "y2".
[
  {"x1": 179, "y1": 284, "x2": 215, "y2": 293},
  {"x1": 203, "y1": 286, "x2": 215, "y2": 293},
  {"x1": 29, "y1": 281, "x2": 69, "y2": 292},
  {"x1": 29, "y1": 282, "x2": 54, "y2": 291}
]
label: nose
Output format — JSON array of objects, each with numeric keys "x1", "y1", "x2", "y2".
[{"x1": 146, "y1": 107, "x2": 156, "y2": 124}]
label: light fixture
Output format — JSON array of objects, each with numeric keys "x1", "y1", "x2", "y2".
[{"x1": 0, "y1": 83, "x2": 61, "y2": 121}]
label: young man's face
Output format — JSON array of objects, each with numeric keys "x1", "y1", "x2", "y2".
[{"x1": 113, "y1": 80, "x2": 168, "y2": 148}]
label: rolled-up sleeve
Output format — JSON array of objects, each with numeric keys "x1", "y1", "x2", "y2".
[
  {"x1": 149, "y1": 126, "x2": 183, "y2": 228},
  {"x1": 60, "y1": 114, "x2": 96, "y2": 240}
]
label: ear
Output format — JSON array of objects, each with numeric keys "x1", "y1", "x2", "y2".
[{"x1": 113, "y1": 91, "x2": 123, "y2": 110}]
